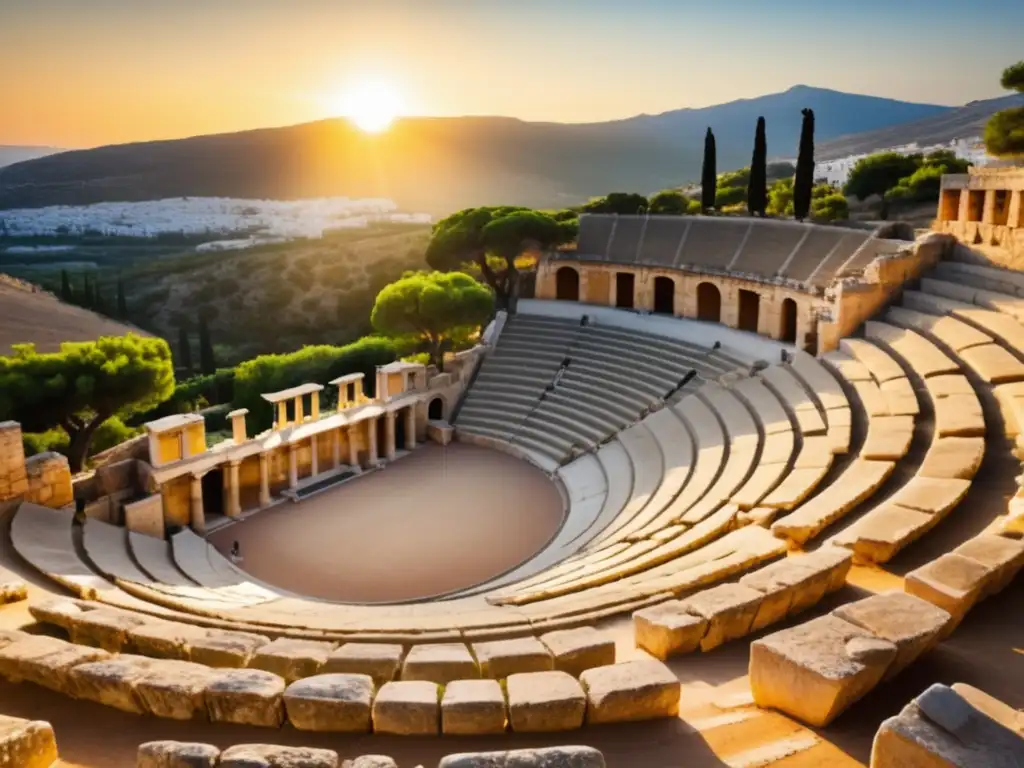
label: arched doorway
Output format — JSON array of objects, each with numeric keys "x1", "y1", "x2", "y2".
[
  {"x1": 555, "y1": 267, "x2": 580, "y2": 301},
  {"x1": 428, "y1": 397, "x2": 444, "y2": 421},
  {"x1": 780, "y1": 298, "x2": 798, "y2": 343},
  {"x1": 696, "y1": 282, "x2": 721, "y2": 322},
  {"x1": 615, "y1": 273, "x2": 635, "y2": 309},
  {"x1": 201, "y1": 468, "x2": 225, "y2": 520},
  {"x1": 395, "y1": 409, "x2": 407, "y2": 452},
  {"x1": 653, "y1": 276, "x2": 675, "y2": 315},
  {"x1": 738, "y1": 289, "x2": 760, "y2": 333}
]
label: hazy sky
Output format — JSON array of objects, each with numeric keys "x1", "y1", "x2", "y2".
[{"x1": 3, "y1": 0, "x2": 1021, "y2": 148}]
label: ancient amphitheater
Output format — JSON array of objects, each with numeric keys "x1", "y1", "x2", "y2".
[{"x1": 0, "y1": 169, "x2": 1022, "y2": 767}]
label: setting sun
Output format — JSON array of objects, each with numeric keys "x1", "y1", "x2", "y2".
[{"x1": 335, "y1": 79, "x2": 404, "y2": 134}]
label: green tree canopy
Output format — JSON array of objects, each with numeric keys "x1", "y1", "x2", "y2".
[
  {"x1": 810, "y1": 193, "x2": 850, "y2": 222},
  {"x1": 887, "y1": 164, "x2": 948, "y2": 204},
  {"x1": 648, "y1": 190, "x2": 699, "y2": 215},
  {"x1": 581, "y1": 193, "x2": 648, "y2": 215},
  {"x1": 843, "y1": 152, "x2": 922, "y2": 201},
  {"x1": 371, "y1": 271, "x2": 493, "y2": 371},
  {"x1": 767, "y1": 178, "x2": 794, "y2": 216},
  {"x1": 0, "y1": 334, "x2": 174, "y2": 472},
  {"x1": 986, "y1": 60, "x2": 1024, "y2": 157}
]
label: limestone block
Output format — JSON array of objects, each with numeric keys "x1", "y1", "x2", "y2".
[
  {"x1": 832, "y1": 591, "x2": 950, "y2": 678},
  {"x1": 954, "y1": 534, "x2": 1024, "y2": 596},
  {"x1": 137, "y1": 740, "x2": 220, "y2": 768},
  {"x1": 951, "y1": 683, "x2": 1024, "y2": 735},
  {"x1": 749, "y1": 614, "x2": 897, "y2": 727},
  {"x1": 506, "y1": 671, "x2": 585, "y2": 732},
  {"x1": 0, "y1": 715, "x2": 58, "y2": 768},
  {"x1": 934, "y1": 394, "x2": 986, "y2": 438},
  {"x1": 248, "y1": 638, "x2": 335, "y2": 683},
  {"x1": 759, "y1": 466, "x2": 831, "y2": 510},
  {"x1": 472, "y1": 637, "x2": 553, "y2": 679},
  {"x1": 134, "y1": 659, "x2": 220, "y2": 720},
  {"x1": 632, "y1": 601, "x2": 708, "y2": 660},
  {"x1": 904, "y1": 554, "x2": 991, "y2": 627},
  {"x1": 918, "y1": 437, "x2": 985, "y2": 481},
  {"x1": 344, "y1": 758, "x2": 398, "y2": 768},
  {"x1": 0, "y1": 581, "x2": 27, "y2": 605},
  {"x1": 188, "y1": 629, "x2": 269, "y2": 668},
  {"x1": 28, "y1": 598, "x2": 86, "y2": 632},
  {"x1": 580, "y1": 659, "x2": 680, "y2": 725},
  {"x1": 871, "y1": 684, "x2": 1024, "y2": 768},
  {"x1": 438, "y1": 747, "x2": 606, "y2": 768},
  {"x1": 0, "y1": 635, "x2": 110, "y2": 694},
  {"x1": 441, "y1": 679, "x2": 507, "y2": 735},
  {"x1": 879, "y1": 377, "x2": 919, "y2": 417},
  {"x1": 679, "y1": 583, "x2": 763, "y2": 651},
  {"x1": 887, "y1": 477, "x2": 972, "y2": 516},
  {"x1": 204, "y1": 668, "x2": 285, "y2": 728},
  {"x1": 371, "y1": 680, "x2": 441, "y2": 735},
  {"x1": 960, "y1": 343, "x2": 1024, "y2": 384},
  {"x1": 219, "y1": 744, "x2": 339, "y2": 768},
  {"x1": 862, "y1": 416, "x2": 915, "y2": 461},
  {"x1": 926, "y1": 374, "x2": 976, "y2": 398},
  {"x1": 322, "y1": 643, "x2": 403, "y2": 685},
  {"x1": 70, "y1": 608, "x2": 149, "y2": 652},
  {"x1": 129, "y1": 622, "x2": 208, "y2": 661},
  {"x1": 400, "y1": 643, "x2": 478, "y2": 684},
  {"x1": 283, "y1": 673, "x2": 373, "y2": 733},
  {"x1": 0, "y1": 630, "x2": 28, "y2": 651},
  {"x1": 852, "y1": 381, "x2": 890, "y2": 417},
  {"x1": 739, "y1": 563, "x2": 799, "y2": 631},
  {"x1": 69, "y1": 654, "x2": 160, "y2": 713},
  {"x1": 539, "y1": 627, "x2": 616, "y2": 677},
  {"x1": 833, "y1": 505, "x2": 936, "y2": 563}
]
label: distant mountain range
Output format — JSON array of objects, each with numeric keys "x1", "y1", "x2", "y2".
[
  {"x1": 0, "y1": 145, "x2": 63, "y2": 169},
  {"x1": 0, "y1": 86, "x2": 1010, "y2": 214}
]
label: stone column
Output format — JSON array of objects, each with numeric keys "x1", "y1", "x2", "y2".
[
  {"x1": 295, "y1": 396, "x2": 305, "y2": 424},
  {"x1": 347, "y1": 425, "x2": 359, "y2": 468},
  {"x1": 311, "y1": 392, "x2": 320, "y2": 421},
  {"x1": 367, "y1": 418, "x2": 379, "y2": 464},
  {"x1": 228, "y1": 409, "x2": 249, "y2": 445},
  {"x1": 405, "y1": 407, "x2": 416, "y2": 450},
  {"x1": 957, "y1": 188, "x2": 971, "y2": 223},
  {"x1": 1009, "y1": 191, "x2": 1023, "y2": 229},
  {"x1": 226, "y1": 460, "x2": 241, "y2": 518},
  {"x1": 384, "y1": 411, "x2": 397, "y2": 461},
  {"x1": 982, "y1": 189, "x2": 997, "y2": 224},
  {"x1": 276, "y1": 402, "x2": 288, "y2": 429},
  {"x1": 189, "y1": 474, "x2": 205, "y2": 533},
  {"x1": 258, "y1": 452, "x2": 271, "y2": 506},
  {"x1": 332, "y1": 428, "x2": 342, "y2": 469},
  {"x1": 310, "y1": 435, "x2": 319, "y2": 477},
  {"x1": 288, "y1": 444, "x2": 298, "y2": 489}
]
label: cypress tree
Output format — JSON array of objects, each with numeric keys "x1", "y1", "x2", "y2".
[
  {"x1": 178, "y1": 327, "x2": 193, "y2": 374},
  {"x1": 116, "y1": 276, "x2": 128, "y2": 319},
  {"x1": 793, "y1": 108, "x2": 816, "y2": 221},
  {"x1": 82, "y1": 274, "x2": 94, "y2": 309},
  {"x1": 747, "y1": 117, "x2": 768, "y2": 217},
  {"x1": 198, "y1": 318, "x2": 217, "y2": 375},
  {"x1": 700, "y1": 128, "x2": 717, "y2": 213},
  {"x1": 60, "y1": 270, "x2": 73, "y2": 302}
]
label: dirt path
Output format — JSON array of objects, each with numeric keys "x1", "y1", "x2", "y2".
[{"x1": 208, "y1": 443, "x2": 565, "y2": 602}]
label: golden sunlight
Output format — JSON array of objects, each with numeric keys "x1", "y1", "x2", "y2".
[{"x1": 335, "y1": 79, "x2": 404, "y2": 133}]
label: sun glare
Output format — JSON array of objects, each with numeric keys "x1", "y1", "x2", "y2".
[{"x1": 336, "y1": 79, "x2": 403, "y2": 134}]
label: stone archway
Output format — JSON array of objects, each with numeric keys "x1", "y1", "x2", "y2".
[
  {"x1": 696, "y1": 282, "x2": 721, "y2": 322},
  {"x1": 780, "y1": 298, "x2": 798, "y2": 343},
  {"x1": 738, "y1": 289, "x2": 760, "y2": 333},
  {"x1": 615, "y1": 272, "x2": 635, "y2": 309},
  {"x1": 653, "y1": 276, "x2": 675, "y2": 315},
  {"x1": 555, "y1": 267, "x2": 580, "y2": 301},
  {"x1": 428, "y1": 396, "x2": 445, "y2": 421}
]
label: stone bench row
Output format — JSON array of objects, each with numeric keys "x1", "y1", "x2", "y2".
[
  {"x1": 0, "y1": 713, "x2": 57, "y2": 768},
  {"x1": 139, "y1": 742, "x2": 607, "y2": 768},
  {"x1": 29, "y1": 600, "x2": 617, "y2": 683},
  {"x1": 632, "y1": 547, "x2": 852, "y2": 659},
  {"x1": 0, "y1": 629, "x2": 679, "y2": 735}
]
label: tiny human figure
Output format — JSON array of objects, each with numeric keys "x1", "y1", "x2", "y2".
[{"x1": 230, "y1": 540, "x2": 242, "y2": 563}]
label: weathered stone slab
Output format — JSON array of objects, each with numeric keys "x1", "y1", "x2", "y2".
[
  {"x1": 861, "y1": 416, "x2": 915, "y2": 461},
  {"x1": 69, "y1": 654, "x2": 160, "y2": 713},
  {"x1": 372, "y1": 680, "x2": 440, "y2": 735},
  {"x1": 441, "y1": 679, "x2": 507, "y2": 735},
  {"x1": 438, "y1": 747, "x2": 606, "y2": 768},
  {"x1": 538, "y1": 627, "x2": 615, "y2": 678},
  {"x1": 137, "y1": 740, "x2": 220, "y2": 768},
  {"x1": 283, "y1": 673, "x2": 373, "y2": 733},
  {"x1": 679, "y1": 583, "x2": 763, "y2": 651},
  {"x1": 632, "y1": 601, "x2": 708, "y2": 660},
  {"x1": 134, "y1": 659, "x2": 219, "y2": 720},
  {"x1": 833, "y1": 505, "x2": 937, "y2": 563},
  {"x1": 0, "y1": 630, "x2": 28, "y2": 652},
  {"x1": 322, "y1": 643, "x2": 403, "y2": 685},
  {"x1": 248, "y1": 638, "x2": 335, "y2": 683},
  {"x1": 841, "y1": 338, "x2": 905, "y2": 382},
  {"x1": 759, "y1": 466, "x2": 830, "y2": 510},
  {"x1": 954, "y1": 534, "x2": 1024, "y2": 596},
  {"x1": 852, "y1": 380, "x2": 890, "y2": 417},
  {"x1": 904, "y1": 554, "x2": 990, "y2": 627},
  {"x1": 0, "y1": 715, "x2": 58, "y2": 768},
  {"x1": 740, "y1": 549, "x2": 851, "y2": 630},
  {"x1": 749, "y1": 614, "x2": 897, "y2": 727},
  {"x1": 188, "y1": 629, "x2": 269, "y2": 668},
  {"x1": 129, "y1": 622, "x2": 208, "y2": 661},
  {"x1": 952, "y1": 683, "x2": 1024, "y2": 735},
  {"x1": 0, "y1": 635, "x2": 109, "y2": 693},
  {"x1": 471, "y1": 637, "x2": 552, "y2": 679},
  {"x1": 219, "y1": 744, "x2": 339, "y2": 768},
  {"x1": 27, "y1": 598, "x2": 86, "y2": 632},
  {"x1": 580, "y1": 659, "x2": 679, "y2": 724},
  {"x1": 401, "y1": 643, "x2": 478, "y2": 684},
  {"x1": 345, "y1": 757, "x2": 398, "y2": 768},
  {"x1": 879, "y1": 377, "x2": 919, "y2": 417},
  {"x1": 934, "y1": 393, "x2": 986, "y2": 438},
  {"x1": 918, "y1": 437, "x2": 985, "y2": 480},
  {"x1": 506, "y1": 670, "x2": 585, "y2": 732},
  {"x1": 69, "y1": 608, "x2": 149, "y2": 652},
  {"x1": 926, "y1": 374, "x2": 976, "y2": 398},
  {"x1": 960, "y1": 343, "x2": 1024, "y2": 384},
  {"x1": 0, "y1": 581, "x2": 27, "y2": 605},
  {"x1": 887, "y1": 477, "x2": 972, "y2": 516},
  {"x1": 204, "y1": 668, "x2": 285, "y2": 728},
  {"x1": 832, "y1": 591, "x2": 950, "y2": 678}
]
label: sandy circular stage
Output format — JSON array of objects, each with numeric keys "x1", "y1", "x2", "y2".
[{"x1": 207, "y1": 442, "x2": 564, "y2": 603}]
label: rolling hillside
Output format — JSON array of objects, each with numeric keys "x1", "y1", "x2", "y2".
[
  {"x1": 0, "y1": 86, "x2": 956, "y2": 214},
  {"x1": 0, "y1": 146, "x2": 62, "y2": 169}
]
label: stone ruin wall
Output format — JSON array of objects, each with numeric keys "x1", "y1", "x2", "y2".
[{"x1": 0, "y1": 421, "x2": 73, "y2": 509}]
